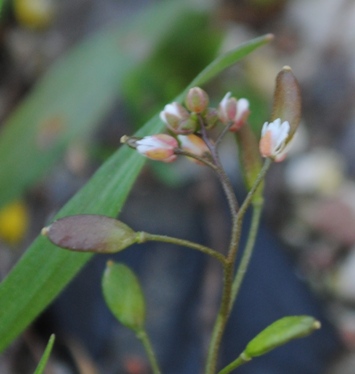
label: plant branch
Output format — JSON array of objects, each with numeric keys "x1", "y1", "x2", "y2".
[
  {"x1": 174, "y1": 149, "x2": 218, "y2": 170},
  {"x1": 198, "y1": 116, "x2": 239, "y2": 216},
  {"x1": 228, "y1": 158, "x2": 271, "y2": 263},
  {"x1": 136, "y1": 329, "x2": 161, "y2": 374},
  {"x1": 230, "y1": 202, "x2": 263, "y2": 311},
  {"x1": 218, "y1": 353, "x2": 251, "y2": 374},
  {"x1": 205, "y1": 158, "x2": 271, "y2": 373},
  {"x1": 215, "y1": 121, "x2": 234, "y2": 147},
  {"x1": 205, "y1": 261, "x2": 234, "y2": 374},
  {"x1": 137, "y1": 232, "x2": 226, "y2": 264}
]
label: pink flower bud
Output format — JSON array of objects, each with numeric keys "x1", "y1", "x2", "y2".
[
  {"x1": 218, "y1": 92, "x2": 250, "y2": 132},
  {"x1": 135, "y1": 134, "x2": 178, "y2": 163},
  {"x1": 185, "y1": 87, "x2": 209, "y2": 113},
  {"x1": 160, "y1": 102, "x2": 191, "y2": 134},
  {"x1": 177, "y1": 134, "x2": 210, "y2": 164},
  {"x1": 259, "y1": 118, "x2": 290, "y2": 162}
]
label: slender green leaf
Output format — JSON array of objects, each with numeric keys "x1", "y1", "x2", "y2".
[
  {"x1": 0, "y1": 33, "x2": 272, "y2": 353},
  {"x1": 0, "y1": 0, "x2": 194, "y2": 209},
  {"x1": 33, "y1": 334, "x2": 55, "y2": 374}
]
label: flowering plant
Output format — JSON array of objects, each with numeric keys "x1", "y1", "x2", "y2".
[{"x1": 41, "y1": 59, "x2": 320, "y2": 373}]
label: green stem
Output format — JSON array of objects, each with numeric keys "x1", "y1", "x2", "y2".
[
  {"x1": 218, "y1": 353, "x2": 251, "y2": 374},
  {"x1": 174, "y1": 149, "x2": 218, "y2": 170},
  {"x1": 137, "y1": 232, "x2": 226, "y2": 265},
  {"x1": 215, "y1": 121, "x2": 235, "y2": 147},
  {"x1": 228, "y1": 158, "x2": 271, "y2": 263},
  {"x1": 205, "y1": 261, "x2": 234, "y2": 374},
  {"x1": 136, "y1": 329, "x2": 161, "y2": 374},
  {"x1": 205, "y1": 159, "x2": 272, "y2": 374},
  {"x1": 199, "y1": 115, "x2": 239, "y2": 216},
  {"x1": 230, "y1": 202, "x2": 263, "y2": 311}
]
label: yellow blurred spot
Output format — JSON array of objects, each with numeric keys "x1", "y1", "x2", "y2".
[
  {"x1": 14, "y1": 0, "x2": 55, "y2": 30},
  {"x1": 0, "y1": 201, "x2": 29, "y2": 245}
]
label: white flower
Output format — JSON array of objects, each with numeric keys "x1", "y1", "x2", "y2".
[
  {"x1": 218, "y1": 92, "x2": 250, "y2": 131},
  {"x1": 259, "y1": 118, "x2": 290, "y2": 161},
  {"x1": 159, "y1": 102, "x2": 191, "y2": 133}
]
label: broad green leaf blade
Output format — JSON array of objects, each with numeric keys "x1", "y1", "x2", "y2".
[
  {"x1": 102, "y1": 262, "x2": 146, "y2": 331},
  {"x1": 34, "y1": 334, "x2": 55, "y2": 374},
  {"x1": 0, "y1": 0, "x2": 192, "y2": 209},
  {"x1": 0, "y1": 33, "x2": 272, "y2": 353}
]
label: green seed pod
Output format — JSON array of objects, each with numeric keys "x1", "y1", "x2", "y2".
[
  {"x1": 236, "y1": 125, "x2": 263, "y2": 203},
  {"x1": 102, "y1": 262, "x2": 146, "y2": 332},
  {"x1": 244, "y1": 315, "x2": 321, "y2": 358}
]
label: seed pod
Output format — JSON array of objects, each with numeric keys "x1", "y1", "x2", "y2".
[
  {"x1": 102, "y1": 262, "x2": 146, "y2": 331},
  {"x1": 42, "y1": 214, "x2": 137, "y2": 253},
  {"x1": 271, "y1": 66, "x2": 301, "y2": 143},
  {"x1": 244, "y1": 315, "x2": 321, "y2": 358}
]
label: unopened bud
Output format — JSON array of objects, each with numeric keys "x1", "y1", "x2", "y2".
[
  {"x1": 160, "y1": 102, "x2": 190, "y2": 134},
  {"x1": 204, "y1": 108, "x2": 219, "y2": 129},
  {"x1": 185, "y1": 87, "x2": 209, "y2": 114},
  {"x1": 177, "y1": 134, "x2": 210, "y2": 164},
  {"x1": 218, "y1": 92, "x2": 250, "y2": 131},
  {"x1": 124, "y1": 134, "x2": 178, "y2": 163},
  {"x1": 177, "y1": 117, "x2": 198, "y2": 134}
]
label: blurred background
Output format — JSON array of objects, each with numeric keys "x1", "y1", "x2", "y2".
[{"x1": 1, "y1": 0, "x2": 355, "y2": 373}]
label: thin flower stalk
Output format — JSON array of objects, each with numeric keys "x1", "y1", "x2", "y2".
[
  {"x1": 136, "y1": 329, "x2": 161, "y2": 374},
  {"x1": 206, "y1": 159, "x2": 272, "y2": 374},
  {"x1": 137, "y1": 232, "x2": 226, "y2": 265},
  {"x1": 230, "y1": 202, "x2": 263, "y2": 311}
]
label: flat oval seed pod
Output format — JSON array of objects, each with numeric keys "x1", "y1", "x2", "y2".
[{"x1": 42, "y1": 214, "x2": 137, "y2": 253}]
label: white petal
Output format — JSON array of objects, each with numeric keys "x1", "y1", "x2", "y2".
[{"x1": 236, "y1": 98, "x2": 249, "y2": 121}]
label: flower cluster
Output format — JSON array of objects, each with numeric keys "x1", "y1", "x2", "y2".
[
  {"x1": 122, "y1": 87, "x2": 251, "y2": 164},
  {"x1": 122, "y1": 66, "x2": 300, "y2": 166}
]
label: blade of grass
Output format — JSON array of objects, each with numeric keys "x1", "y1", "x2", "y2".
[
  {"x1": 33, "y1": 334, "x2": 55, "y2": 374},
  {"x1": 0, "y1": 33, "x2": 272, "y2": 353},
  {"x1": 0, "y1": 0, "x2": 192, "y2": 209}
]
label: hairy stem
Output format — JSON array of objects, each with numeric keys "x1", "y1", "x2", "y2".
[
  {"x1": 230, "y1": 202, "x2": 263, "y2": 311},
  {"x1": 198, "y1": 117, "x2": 239, "y2": 217},
  {"x1": 205, "y1": 261, "x2": 234, "y2": 374},
  {"x1": 228, "y1": 158, "x2": 271, "y2": 263},
  {"x1": 205, "y1": 158, "x2": 271, "y2": 373}
]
